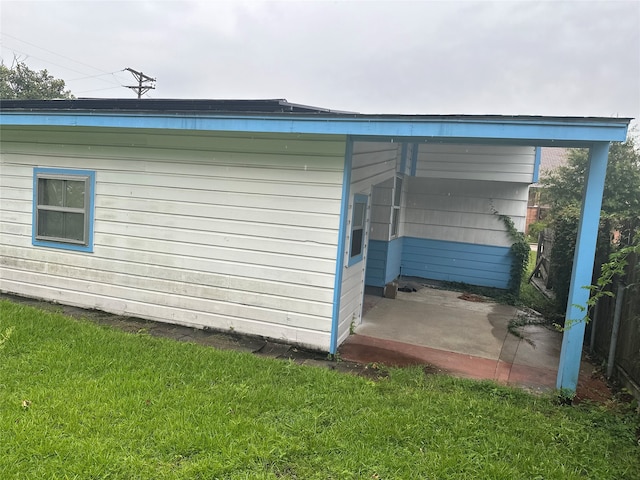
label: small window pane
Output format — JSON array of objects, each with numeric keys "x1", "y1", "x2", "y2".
[
  {"x1": 66, "y1": 181, "x2": 85, "y2": 208},
  {"x1": 37, "y1": 211, "x2": 85, "y2": 242},
  {"x1": 391, "y1": 209, "x2": 400, "y2": 237},
  {"x1": 64, "y1": 212, "x2": 85, "y2": 241},
  {"x1": 38, "y1": 210, "x2": 65, "y2": 238},
  {"x1": 351, "y1": 229, "x2": 363, "y2": 257},
  {"x1": 39, "y1": 178, "x2": 64, "y2": 207},
  {"x1": 394, "y1": 177, "x2": 403, "y2": 206},
  {"x1": 353, "y1": 201, "x2": 366, "y2": 228}
]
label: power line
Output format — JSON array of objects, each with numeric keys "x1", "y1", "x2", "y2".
[
  {"x1": 0, "y1": 33, "x2": 125, "y2": 88},
  {"x1": 66, "y1": 70, "x2": 126, "y2": 83},
  {"x1": 66, "y1": 71, "x2": 122, "y2": 82},
  {"x1": 75, "y1": 85, "x2": 125, "y2": 94},
  {"x1": 1, "y1": 46, "x2": 96, "y2": 77},
  {"x1": 0, "y1": 45, "x2": 122, "y2": 86},
  {"x1": 1, "y1": 32, "x2": 112, "y2": 74},
  {"x1": 1, "y1": 34, "x2": 159, "y2": 98}
]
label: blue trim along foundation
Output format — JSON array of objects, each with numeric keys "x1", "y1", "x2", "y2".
[
  {"x1": 556, "y1": 142, "x2": 610, "y2": 392},
  {"x1": 329, "y1": 138, "x2": 353, "y2": 354}
]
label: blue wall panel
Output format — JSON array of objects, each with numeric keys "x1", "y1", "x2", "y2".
[
  {"x1": 401, "y1": 237, "x2": 512, "y2": 289},
  {"x1": 365, "y1": 237, "x2": 405, "y2": 287},
  {"x1": 385, "y1": 237, "x2": 403, "y2": 284},
  {"x1": 367, "y1": 237, "x2": 512, "y2": 289},
  {"x1": 365, "y1": 240, "x2": 387, "y2": 287}
]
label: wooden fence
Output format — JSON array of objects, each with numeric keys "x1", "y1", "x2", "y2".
[
  {"x1": 588, "y1": 252, "x2": 640, "y2": 397},
  {"x1": 530, "y1": 229, "x2": 554, "y2": 292}
]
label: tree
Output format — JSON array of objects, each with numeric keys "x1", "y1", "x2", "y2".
[
  {"x1": 541, "y1": 138, "x2": 640, "y2": 312},
  {"x1": 542, "y1": 139, "x2": 640, "y2": 238},
  {"x1": 0, "y1": 60, "x2": 73, "y2": 100}
]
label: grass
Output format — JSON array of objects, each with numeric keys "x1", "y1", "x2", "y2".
[{"x1": 1, "y1": 300, "x2": 639, "y2": 479}]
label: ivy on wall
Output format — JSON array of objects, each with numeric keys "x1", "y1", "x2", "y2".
[{"x1": 493, "y1": 209, "x2": 530, "y2": 298}]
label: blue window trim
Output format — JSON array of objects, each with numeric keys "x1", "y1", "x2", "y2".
[
  {"x1": 347, "y1": 194, "x2": 368, "y2": 267},
  {"x1": 32, "y1": 167, "x2": 96, "y2": 253}
]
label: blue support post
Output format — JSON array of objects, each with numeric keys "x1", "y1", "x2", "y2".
[{"x1": 556, "y1": 142, "x2": 610, "y2": 392}]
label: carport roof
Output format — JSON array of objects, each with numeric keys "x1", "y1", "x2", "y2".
[{"x1": 0, "y1": 98, "x2": 632, "y2": 146}]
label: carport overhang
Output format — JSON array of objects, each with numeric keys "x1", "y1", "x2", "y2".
[{"x1": 0, "y1": 101, "x2": 632, "y2": 393}]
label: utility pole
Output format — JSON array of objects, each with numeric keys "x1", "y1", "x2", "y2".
[{"x1": 124, "y1": 67, "x2": 156, "y2": 98}]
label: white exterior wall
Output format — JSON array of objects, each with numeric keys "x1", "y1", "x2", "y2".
[
  {"x1": 416, "y1": 144, "x2": 536, "y2": 183},
  {"x1": 369, "y1": 177, "x2": 394, "y2": 241},
  {"x1": 406, "y1": 143, "x2": 534, "y2": 246},
  {"x1": 0, "y1": 126, "x2": 346, "y2": 350},
  {"x1": 336, "y1": 141, "x2": 400, "y2": 346},
  {"x1": 404, "y1": 177, "x2": 529, "y2": 247}
]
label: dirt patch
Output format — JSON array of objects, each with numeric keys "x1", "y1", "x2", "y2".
[
  {"x1": 458, "y1": 293, "x2": 486, "y2": 302},
  {"x1": 574, "y1": 367, "x2": 614, "y2": 404},
  {"x1": 339, "y1": 341, "x2": 444, "y2": 374}
]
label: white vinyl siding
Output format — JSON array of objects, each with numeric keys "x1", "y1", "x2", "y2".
[
  {"x1": 0, "y1": 126, "x2": 346, "y2": 351},
  {"x1": 369, "y1": 177, "x2": 394, "y2": 241},
  {"x1": 415, "y1": 144, "x2": 536, "y2": 183},
  {"x1": 336, "y1": 141, "x2": 400, "y2": 345},
  {"x1": 404, "y1": 177, "x2": 529, "y2": 247}
]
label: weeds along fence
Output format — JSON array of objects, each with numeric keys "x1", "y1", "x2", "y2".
[{"x1": 588, "y1": 252, "x2": 640, "y2": 397}]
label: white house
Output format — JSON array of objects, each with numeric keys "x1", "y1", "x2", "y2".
[{"x1": 0, "y1": 99, "x2": 630, "y2": 392}]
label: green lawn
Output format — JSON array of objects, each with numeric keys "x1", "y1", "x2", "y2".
[{"x1": 1, "y1": 300, "x2": 638, "y2": 479}]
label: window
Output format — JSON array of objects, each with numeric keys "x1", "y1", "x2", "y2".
[
  {"x1": 390, "y1": 175, "x2": 403, "y2": 238},
  {"x1": 33, "y1": 168, "x2": 95, "y2": 252},
  {"x1": 348, "y1": 194, "x2": 368, "y2": 266}
]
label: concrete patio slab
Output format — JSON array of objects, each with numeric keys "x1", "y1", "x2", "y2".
[
  {"x1": 342, "y1": 288, "x2": 567, "y2": 392},
  {"x1": 356, "y1": 288, "x2": 517, "y2": 360}
]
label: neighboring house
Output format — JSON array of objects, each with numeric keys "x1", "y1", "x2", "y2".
[
  {"x1": 0, "y1": 99, "x2": 630, "y2": 392},
  {"x1": 525, "y1": 147, "x2": 570, "y2": 233}
]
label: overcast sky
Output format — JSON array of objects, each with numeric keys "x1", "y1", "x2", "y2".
[{"x1": 1, "y1": 0, "x2": 639, "y2": 121}]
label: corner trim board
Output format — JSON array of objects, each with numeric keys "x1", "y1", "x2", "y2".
[{"x1": 329, "y1": 137, "x2": 353, "y2": 354}]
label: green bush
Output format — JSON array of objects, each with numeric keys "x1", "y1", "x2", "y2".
[
  {"x1": 527, "y1": 221, "x2": 547, "y2": 243},
  {"x1": 549, "y1": 206, "x2": 580, "y2": 315}
]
